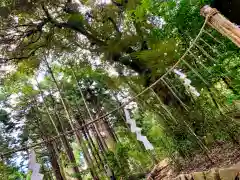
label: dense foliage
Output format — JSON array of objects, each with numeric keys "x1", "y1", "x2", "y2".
[{"x1": 1, "y1": 0, "x2": 240, "y2": 179}]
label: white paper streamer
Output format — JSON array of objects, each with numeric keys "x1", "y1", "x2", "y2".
[
  {"x1": 124, "y1": 108, "x2": 154, "y2": 150},
  {"x1": 28, "y1": 150, "x2": 44, "y2": 180},
  {"x1": 173, "y1": 69, "x2": 200, "y2": 97}
]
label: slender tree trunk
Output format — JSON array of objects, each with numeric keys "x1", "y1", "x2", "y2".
[
  {"x1": 222, "y1": 77, "x2": 238, "y2": 94},
  {"x1": 48, "y1": 91, "x2": 97, "y2": 179},
  {"x1": 48, "y1": 143, "x2": 65, "y2": 180},
  {"x1": 44, "y1": 58, "x2": 99, "y2": 179},
  {"x1": 96, "y1": 112, "x2": 116, "y2": 151},
  {"x1": 35, "y1": 84, "x2": 82, "y2": 180},
  {"x1": 32, "y1": 106, "x2": 65, "y2": 180},
  {"x1": 73, "y1": 97, "x2": 106, "y2": 175},
  {"x1": 50, "y1": 93, "x2": 98, "y2": 179},
  {"x1": 41, "y1": 144, "x2": 63, "y2": 180},
  {"x1": 70, "y1": 67, "x2": 108, "y2": 152},
  {"x1": 73, "y1": 100, "x2": 110, "y2": 178}
]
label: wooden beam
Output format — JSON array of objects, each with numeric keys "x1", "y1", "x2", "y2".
[{"x1": 200, "y1": 5, "x2": 240, "y2": 48}]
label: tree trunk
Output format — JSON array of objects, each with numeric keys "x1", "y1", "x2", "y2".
[
  {"x1": 70, "y1": 67, "x2": 109, "y2": 152},
  {"x1": 32, "y1": 106, "x2": 65, "y2": 180},
  {"x1": 96, "y1": 113, "x2": 117, "y2": 151},
  {"x1": 73, "y1": 99, "x2": 107, "y2": 176},
  {"x1": 52, "y1": 97, "x2": 98, "y2": 179},
  {"x1": 35, "y1": 85, "x2": 82, "y2": 180},
  {"x1": 48, "y1": 142, "x2": 65, "y2": 180},
  {"x1": 45, "y1": 59, "x2": 99, "y2": 179}
]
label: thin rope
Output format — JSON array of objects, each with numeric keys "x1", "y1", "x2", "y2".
[
  {"x1": 161, "y1": 17, "x2": 208, "y2": 79},
  {"x1": 150, "y1": 87, "x2": 210, "y2": 154},
  {"x1": 199, "y1": 37, "x2": 220, "y2": 54},
  {"x1": 161, "y1": 78, "x2": 189, "y2": 111},
  {"x1": 203, "y1": 29, "x2": 225, "y2": 46},
  {"x1": 188, "y1": 50, "x2": 212, "y2": 74}
]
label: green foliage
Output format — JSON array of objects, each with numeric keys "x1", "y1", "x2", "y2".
[
  {"x1": 0, "y1": 162, "x2": 24, "y2": 180},
  {"x1": 2, "y1": 0, "x2": 240, "y2": 179},
  {"x1": 26, "y1": 171, "x2": 32, "y2": 180},
  {"x1": 0, "y1": 109, "x2": 9, "y2": 125}
]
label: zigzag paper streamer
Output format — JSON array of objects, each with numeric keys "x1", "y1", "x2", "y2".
[
  {"x1": 173, "y1": 69, "x2": 200, "y2": 97},
  {"x1": 28, "y1": 150, "x2": 44, "y2": 180},
  {"x1": 124, "y1": 108, "x2": 154, "y2": 150}
]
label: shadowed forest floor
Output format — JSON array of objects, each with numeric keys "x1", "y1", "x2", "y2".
[
  {"x1": 179, "y1": 142, "x2": 240, "y2": 173},
  {"x1": 149, "y1": 142, "x2": 240, "y2": 179}
]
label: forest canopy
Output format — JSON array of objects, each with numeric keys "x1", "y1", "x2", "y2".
[{"x1": 1, "y1": 0, "x2": 240, "y2": 179}]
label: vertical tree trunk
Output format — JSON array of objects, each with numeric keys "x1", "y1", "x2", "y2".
[
  {"x1": 73, "y1": 98, "x2": 106, "y2": 175},
  {"x1": 35, "y1": 85, "x2": 82, "y2": 180},
  {"x1": 32, "y1": 106, "x2": 65, "y2": 180},
  {"x1": 48, "y1": 142, "x2": 65, "y2": 180},
  {"x1": 73, "y1": 95, "x2": 111, "y2": 178},
  {"x1": 96, "y1": 114, "x2": 116, "y2": 151},
  {"x1": 44, "y1": 59, "x2": 99, "y2": 179},
  {"x1": 50, "y1": 93, "x2": 98, "y2": 179},
  {"x1": 70, "y1": 67, "x2": 108, "y2": 152}
]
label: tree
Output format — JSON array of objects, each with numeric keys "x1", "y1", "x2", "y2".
[
  {"x1": 0, "y1": 0, "x2": 180, "y2": 105},
  {"x1": 2, "y1": 0, "x2": 240, "y2": 179},
  {"x1": 0, "y1": 162, "x2": 24, "y2": 180}
]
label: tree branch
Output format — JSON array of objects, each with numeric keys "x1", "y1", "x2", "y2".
[
  {"x1": 42, "y1": 4, "x2": 106, "y2": 46},
  {"x1": 108, "y1": 17, "x2": 121, "y2": 37},
  {"x1": 0, "y1": 45, "x2": 44, "y2": 63},
  {"x1": 111, "y1": 0, "x2": 123, "y2": 8},
  {"x1": 23, "y1": 19, "x2": 47, "y2": 38}
]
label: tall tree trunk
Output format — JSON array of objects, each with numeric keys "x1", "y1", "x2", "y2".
[
  {"x1": 32, "y1": 106, "x2": 65, "y2": 180},
  {"x1": 48, "y1": 142, "x2": 65, "y2": 180},
  {"x1": 72, "y1": 95, "x2": 111, "y2": 178},
  {"x1": 35, "y1": 84, "x2": 82, "y2": 180},
  {"x1": 49, "y1": 93, "x2": 98, "y2": 179},
  {"x1": 44, "y1": 58, "x2": 99, "y2": 179},
  {"x1": 41, "y1": 141, "x2": 63, "y2": 180},
  {"x1": 96, "y1": 112, "x2": 117, "y2": 151},
  {"x1": 73, "y1": 97, "x2": 106, "y2": 175},
  {"x1": 70, "y1": 67, "x2": 108, "y2": 152},
  {"x1": 70, "y1": 65, "x2": 119, "y2": 179}
]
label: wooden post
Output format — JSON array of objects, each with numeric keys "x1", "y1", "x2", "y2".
[{"x1": 200, "y1": 5, "x2": 240, "y2": 47}]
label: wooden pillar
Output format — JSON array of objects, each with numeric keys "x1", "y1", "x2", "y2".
[{"x1": 200, "y1": 5, "x2": 240, "y2": 47}]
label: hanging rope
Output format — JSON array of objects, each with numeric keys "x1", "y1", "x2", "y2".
[{"x1": 1, "y1": 13, "x2": 210, "y2": 157}]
